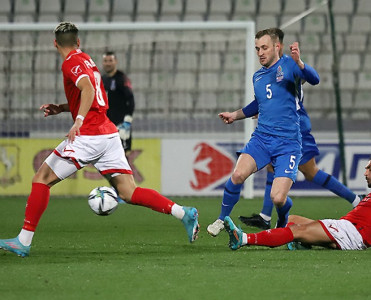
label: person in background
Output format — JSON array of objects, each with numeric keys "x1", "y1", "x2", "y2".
[{"x1": 102, "y1": 51, "x2": 135, "y2": 153}]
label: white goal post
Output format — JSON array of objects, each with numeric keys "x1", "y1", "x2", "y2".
[{"x1": 0, "y1": 21, "x2": 255, "y2": 198}]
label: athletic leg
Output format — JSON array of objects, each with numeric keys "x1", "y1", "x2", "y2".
[
  {"x1": 300, "y1": 158, "x2": 359, "y2": 207},
  {"x1": 207, "y1": 153, "x2": 257, "y2": 236},
  {"x1": 110, "y1": 174, "x2": 199, "y2": 243},
  {"x1": 239, "y1": 166, "x2": 273, "y2": 229},
  {"x1": 271, "y1": 177, "x2": 293, "y2": 227}
]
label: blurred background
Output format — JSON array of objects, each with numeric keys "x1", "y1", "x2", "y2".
[{"x1": 0, "y1": 0, "x2": 370, "y2": 197}]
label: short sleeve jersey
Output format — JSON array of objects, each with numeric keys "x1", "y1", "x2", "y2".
[
  {"x1": 62, "y1": 49, "x2": 117, "y2": 135},
  {"x1": 341, "y1": 193, "x2": 371, "y2": 247},
  {"x1": 253, "y1": 55, "x2": 306, "y2": 140}
]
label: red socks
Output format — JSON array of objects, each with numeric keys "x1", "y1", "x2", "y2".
[
  {"x1": 23, "y1": 182, "x2": 50, "y2": 232},
  {"x1": 130, "y1": 187, "x2": 174, "y2": 214},
  {"x1": 247, "y1": 227, "x2": 294, "y2": 247}
]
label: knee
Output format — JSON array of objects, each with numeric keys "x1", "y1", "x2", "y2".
[
  {"x1": 231, "y1": 170, "x2": 247, "y2": 185},
  {"x1": 301, "y1": 170, "x2": 315, "y2": 181},
  {"x1": 271, "y1": 192, "x2": 286, "y2": 207},
  {"x1": 290, "y1": 224, "x2": 308, "y2": 240},
  {"x1": 300, "y1": 166, "x2": 319, "y2": 182},
  {"x1": 288, "y1": 215, "x2": 300, "y2": 223}
]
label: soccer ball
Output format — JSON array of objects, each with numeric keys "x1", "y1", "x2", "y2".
[{"x1": 88, "y1": 186, "x2": 118, "y2": 216}]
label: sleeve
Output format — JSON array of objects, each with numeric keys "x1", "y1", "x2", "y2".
[
  {"x1": 295, "y1": 63, "x2": 320, "y2": 86},
  {"x1": 63, "y1": 59, "x2": 89, "y2": 86},
  {"x1": 242, "y1": 99, "x2": 258, "y2": 118}
]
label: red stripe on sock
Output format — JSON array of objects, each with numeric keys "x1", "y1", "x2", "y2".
[
  {"x1": 130, "y1": 187, "x2": 174, "y2": 214},
  {"x1": 247, "y1": 227, "x2": 294, "y2": 247},
  {"x1": 23, "y1": 182, "x2": 50, "y2": 232}
]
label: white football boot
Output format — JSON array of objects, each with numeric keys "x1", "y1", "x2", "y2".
[{"x1": 207, "y1": 219, "x2": 224, "y2": 237}]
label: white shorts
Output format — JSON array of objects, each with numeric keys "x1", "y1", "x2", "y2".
[
  {"x1": 319, "y1": 219, "x2": 367, "y2": 250},
  {"x1": 45, "y1": 133, "x2": 132, "y2": 180}
]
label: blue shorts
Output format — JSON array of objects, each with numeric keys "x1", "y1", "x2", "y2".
[
  {"x1": 237, "y1": 131, "x2": 302, "y2": 182},
  {"x1": 300, "y1": 131, "x2": 320, "y2": 165}
]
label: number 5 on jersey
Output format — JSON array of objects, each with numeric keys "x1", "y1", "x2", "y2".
[{"x1": 266, "y1": 84, "x2": 272, "y2": 99}]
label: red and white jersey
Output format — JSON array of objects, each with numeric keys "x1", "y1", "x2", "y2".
[
  {"x1": 341, "y1": 193, "x2": 371, "y2": 247},
  {"x1": 62, "y1": 49, "x2": 117, "y2": 135}
]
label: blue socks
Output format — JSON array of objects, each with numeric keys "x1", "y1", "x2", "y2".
[
  {"x1": 261, "y1": 171, "x2": 274, "y2": 217},
  {"x1": 219, "y1": 178, "x2": 243, "y2": 220},
  {"x1": 275, "y1": 196, "x2": 293, "y2": 228},
  {"x1": 312, "y1": 170, "x2": 356, "y2": 204}
]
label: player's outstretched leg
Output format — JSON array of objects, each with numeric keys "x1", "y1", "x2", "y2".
[
  {"x1": 181, "y1": 207, "x2": 200, "y2": 243},
  {"x1": 128, "y1": 187, "x2": 200, "y2": 243},
  {"x1": 224, "y1": 216, "x2": 243, "y2": 251},
  {"x1": 0, "y1": 236, "x2": 30, "y2": 258}
]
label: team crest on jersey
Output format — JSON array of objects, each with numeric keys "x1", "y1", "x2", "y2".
[
  {"x1": 276, "y1": 65, "x2": 284, "y2": 82},
  {"x1": 71, "y1": 65, "x2": 82, "y2": 76}
]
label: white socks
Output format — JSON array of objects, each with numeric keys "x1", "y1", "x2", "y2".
[
  {"x1": 259, "y1": 213, "x2": 271, "y2": 222},
  {"x1": 171, "y1": 204, "x2": 185, "y2": 220},
  {"x1": 18, "y1": 229, "x2": 34, "y2": 246}
]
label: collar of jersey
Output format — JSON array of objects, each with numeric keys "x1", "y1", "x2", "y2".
[{"x1": 66, "y1": 49, "x2": 82, "y2": 61}]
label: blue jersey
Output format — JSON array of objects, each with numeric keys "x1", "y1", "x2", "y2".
[
  {"x1": 252, "y1": 55, "x2": 319, "y2": 140},
  {"x1": 242, "y1": 86, "x2": 312, "y2": 134},
  {"x1": 298, "y1": 99, "x2": 312, "y2": 134}
]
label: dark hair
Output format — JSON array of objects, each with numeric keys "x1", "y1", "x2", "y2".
[
  {"x1": 54, "y1": 22, "x2": 79, "y2": 47},
  {"x1": 103, "y1": 51, "x2": 116, "y2": 57},
  {"x1": 255, "y1": 28, "x2": 284, "y2": 44}
]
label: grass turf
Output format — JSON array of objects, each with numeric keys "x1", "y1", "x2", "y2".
[{"x1": 0, "y1": 196, "x2": 370, "y2": 300}]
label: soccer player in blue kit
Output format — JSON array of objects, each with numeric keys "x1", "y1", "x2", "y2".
[
  {"x1": 207, "y1": 28, "x2": 320, "y2": 237},
  {"x1": 238, "y1": 30, "x2": 363, "y2": 230}
]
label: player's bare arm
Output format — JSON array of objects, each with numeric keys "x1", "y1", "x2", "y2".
[
  {"x1": 218, "y1": 109, "x2": 246, "y2": 124},
  {"x1": 290, "y1": 42, "x2": 305, "y2": 69},
  {"x1": 40, "y1": 103, "x2": 69, "y2": 117},
  {"x1": 67, "y1": 77, "x2": 95, "y2": 143}
]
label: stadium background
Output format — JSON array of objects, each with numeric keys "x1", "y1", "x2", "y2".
[{"x1": 0, "y1": 0, "x2": 370, "y2": 197}]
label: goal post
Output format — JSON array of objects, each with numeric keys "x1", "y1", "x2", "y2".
[{"x1": 0, "y1": 21, "x2": 255, "y2": 198}]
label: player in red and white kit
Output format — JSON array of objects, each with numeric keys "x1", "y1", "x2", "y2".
[
  {"x1": 224, "y1": 160, "x2": 371, "y2": 251},
  {"x1": 0, "y1": 22, "x2": 199, "y2": 257}
]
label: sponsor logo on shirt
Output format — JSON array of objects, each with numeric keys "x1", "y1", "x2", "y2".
[
  {"x1": 276, "y1": 65, "x2": 284, "y2": 82},
  {"x1": 71, "y1": 65, "x2": 82, "y2": 76}
]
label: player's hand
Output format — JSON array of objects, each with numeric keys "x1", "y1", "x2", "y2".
[
  {"x1": 67, "y1": 119, "x2": 83, "y2": 143},
  {"x1": 218, "y1": 112, "x2": 235, "y2": 124},
  {"x1": 40, "y1": 104, "x2": 62, "y2": 117},
  {"x1": 290, "y1": 42, "x2": 304, "y2": 69},
  {"x1": 117, "y1": 121, "x2": 131, "y2": 140}
]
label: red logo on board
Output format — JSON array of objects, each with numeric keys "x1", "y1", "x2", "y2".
[{"x1": 190, "y1": 143, "x2": 234, "y2": 190}]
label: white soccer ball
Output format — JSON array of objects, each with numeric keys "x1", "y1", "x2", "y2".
[{"x1": 88, "y1": 186, "x2": 118, "y2": 216}]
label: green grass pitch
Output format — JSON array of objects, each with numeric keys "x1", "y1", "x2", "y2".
[{"x1": 0, "y1": 195, "x2": 370, "y2": 300}]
